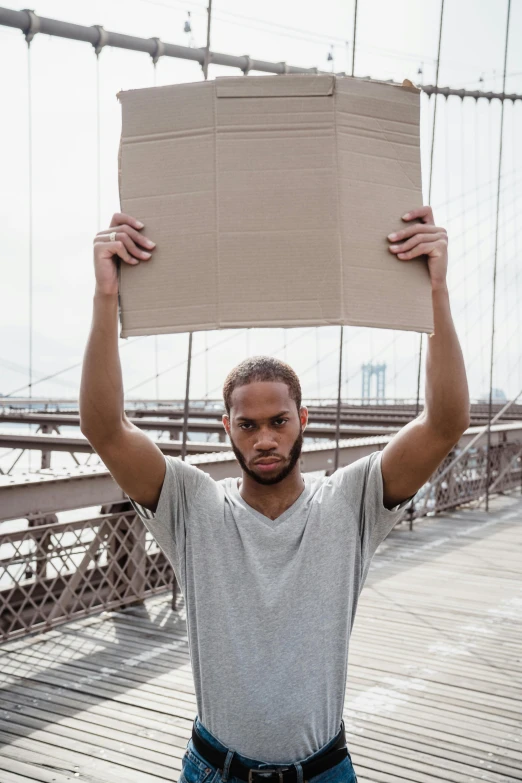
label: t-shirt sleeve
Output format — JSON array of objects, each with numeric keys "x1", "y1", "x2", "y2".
[
  {"x1": 126, "y1": 454, "x2": 207, "y2": 584},
  {"x1": 338, "y1": 450, "x2": 414, "y2": 577}
]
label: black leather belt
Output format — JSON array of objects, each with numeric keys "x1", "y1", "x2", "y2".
[{"x1": 191, "y1": 721, "x2": 349, "y2": 783}]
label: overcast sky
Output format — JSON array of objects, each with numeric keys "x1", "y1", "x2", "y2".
[{"x1": 1, "y1": 0, "x2": 521, "y2": 426}]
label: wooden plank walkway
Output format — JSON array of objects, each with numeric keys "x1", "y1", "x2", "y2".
[{"x1": 1, "y1": 493, "x2": 521, "y2": 783}]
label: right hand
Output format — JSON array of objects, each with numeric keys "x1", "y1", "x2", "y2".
[{"x1": 93, "y1": 212, "x2": 156, "y2": 295}]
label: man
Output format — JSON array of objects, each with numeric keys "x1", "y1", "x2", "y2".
[{"x1": 80, "y1": 206, "x2": 470, "y2": 783}]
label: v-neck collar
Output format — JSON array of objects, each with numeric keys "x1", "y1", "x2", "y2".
[{"x1": 229, "y1": 475, "x2": 312, "y2": 528}]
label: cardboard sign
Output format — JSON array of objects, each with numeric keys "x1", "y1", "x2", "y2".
[{"x1": 117, "y1": 74, "x2": 433, "y2": 338}]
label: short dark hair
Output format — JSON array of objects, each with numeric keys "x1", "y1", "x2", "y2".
[{"x1": 223, "y1": 356, "x2": 302, "y2": 415}]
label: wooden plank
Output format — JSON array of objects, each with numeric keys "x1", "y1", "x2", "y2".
[
  {"x1": 0, "y1": 717, "x2": 180, "y2": 778},
  {"x1": 346, "y1": 678, "x2": 522, "y2": 743},
  {"x1": 0, "y1": 732, "x2": 171, "y2": 783},
  {"x1": 0, "y1": 692, "x2": 189, "y2": 758},
  {"x1": 0, "y1": 686, "x2": 190, "y2": 748},
  {"x1": 0, "y1": 493, "x2": 520, "y2": 783}
]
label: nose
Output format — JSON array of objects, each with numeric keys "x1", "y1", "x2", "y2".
[{"x1": 254, "y1": 427, "x2": 278, "y2": 452}]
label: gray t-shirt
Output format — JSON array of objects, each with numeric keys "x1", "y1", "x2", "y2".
[{"x1": 128, "y1": 450, "x2": 411, "y2": 764}]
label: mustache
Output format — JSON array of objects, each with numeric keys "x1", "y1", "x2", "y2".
[{"x1": 229, "y1": 429, "x2": 303, "y2": 486}]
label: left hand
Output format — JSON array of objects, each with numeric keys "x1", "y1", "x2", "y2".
[{"x1": 387, "y1": 205, "x2": 448, "y2": 290}]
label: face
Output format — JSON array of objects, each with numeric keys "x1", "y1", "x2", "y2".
[{"x1": 223, "y1": 381, "x2": 308, "y2": 486}]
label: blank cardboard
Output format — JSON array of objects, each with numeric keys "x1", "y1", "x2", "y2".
[{"x1": 117, "y1": 74, "x2": 433, "y2": 338}]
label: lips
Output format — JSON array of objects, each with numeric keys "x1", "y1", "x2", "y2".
[{"x1": 254, "y1": 458, "x2": 281, "y2": 470}]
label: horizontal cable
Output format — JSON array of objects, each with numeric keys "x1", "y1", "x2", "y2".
[{"x1": 1, "y1": 7, "x2": 521, "y2": 99}]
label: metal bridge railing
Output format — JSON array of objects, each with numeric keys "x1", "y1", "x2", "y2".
[
  {"x1": 405, "y1": 440, "x2": 522, "y2": 528},
  {"x1": 1, "y1": 438, "x2": 521, "y2": 642},
  {"x1": 0, "y1": 510, "x2": 175, "y2": 642}
]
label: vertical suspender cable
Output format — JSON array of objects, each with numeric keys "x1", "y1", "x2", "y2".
[
  {"x1": 351, "y1": 0, "x2": 358, "y2": 78},
  {"x1": 334, "y1": 0, "x2": 358, "y2": 467},
  {"x1": 96, "y1": 54, "x2": 101, "y2": 231},
  {"x1": 180, "y1": 333, "x2": 193, "y2": 461},
  {"x1": 205, "y1": 332, "x2": 209, "y2": 397},
  {"x1": 513, "y1": 102, "x2": 522, "y2": 395},
  {"x1": 334, "y1": 326, "x2": 344, "y2": 471},
  {"x1": 314, "y1": 328, "x2": 320, "y2": 403},
  {"x1": 177, "y1": 0, "x2": 190, "y2": 617},
  {"x1": 152, "y1": 61, "x2": 160, "y2": 402},
  {"x1": 486, "y1": 0, "x2": 512, "y2": 511},
  {"x1": 203, "y1": 0, "x2": 213, "y2": 80},
  {"x1": 148, "y1": 40, "x2": 167, "y2": 409},
  {"x1": 428, "y1": 0, "x2": 445, "y2": 205},
  {"x1": 181, "y1": 0, "x2": 213, "y2": 458},
  {"x1": 26, "y1": 40, "x2": 33, "y2": 470},
  {"x1": 178, "y1": 327, "x2": 192, "y2": 613},
  {"x1": 92, "y1": 26, "x2": 108, "y2": 231},
  {"x1": 414, "y1": 337, "x2": 423, "y2": 417},
  {"x1": 474, "y1": 101, "x2": 486, "y2": 394},
  {"x1": 154, "y1": 341, "x2": 159, "y2": 401},
  {"x1": 415, "y1": 0, "x2": 445, "y2": 417},
  {"x1": 460, "y1": 100, "x2": 469, "y2": 357}
]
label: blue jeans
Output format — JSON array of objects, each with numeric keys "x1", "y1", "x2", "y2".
[{"x1": 180, "y1": 716, "x2": 357, "y2": 783}]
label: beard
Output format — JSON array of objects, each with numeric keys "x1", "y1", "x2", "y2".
[{"x1": 229, "y1": 429, "x2": 304, "y2": 486}]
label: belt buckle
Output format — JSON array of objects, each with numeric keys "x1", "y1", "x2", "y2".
[{"x1": 248, "y1": 768, "x2": 288, "y2": 783}]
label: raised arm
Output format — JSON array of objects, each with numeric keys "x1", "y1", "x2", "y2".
[
  {"x1": 79, "y1": 212, "x2": 166, "y2": 512},
  {"x1": 380, "y1": 206, "x2": 471, "y2": 509}
]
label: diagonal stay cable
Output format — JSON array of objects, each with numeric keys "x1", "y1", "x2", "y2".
[
  {"x1": 127, "y1": 329, "x2": 246, "y2": 394},
  {"x1": 4, "y1": 336, "x2": 149, "y2": 398}
]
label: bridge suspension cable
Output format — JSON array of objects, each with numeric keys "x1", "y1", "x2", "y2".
[
  {"x1": 1, "y1": 7, "x2": 522, "y2": 101},
  {"x1": 486, "y1": 0, "x2": 513, "y2": 510},
  {"x1": 2, "y1": 3, "x2": 521, "y2": 495}
]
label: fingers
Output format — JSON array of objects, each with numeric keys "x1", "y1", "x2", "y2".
[
  {"x1": 94, "y1": 239, "x2": 138, "y2": 265},
  {"x1": 99, "y1": 226, "x2": 155, "y2": 259},
  {"x1": 109, "y1": 212, "x2": 144, "y2": 230},
  {"x1": 388, "y1": 223, "x2": 442, "y2": 243},
  {"x1": 95, "y1": 215, "x2": 156, "y2": 265},
  {"x1": 388, "y1": 207, "x2": 447, "y2": 261},
  {"x1": 106, "y1": 231, "x2": 152, "y2": 262},
  {"x1": 389, "y1": 231, "x2": 446, "y2": 255},
  {"x1": 395, "y1": 238, "x2": 448, "y2": 261},
  {"x1": 401, "y1": 206, "x2": 435, "y2": 225}
]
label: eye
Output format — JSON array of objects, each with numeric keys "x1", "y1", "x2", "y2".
[
  {"x1": 239, "y1": 423, "x2": 254, "y2": 431},
  {"x1": 273, "y1": 418, "x2": 288, "y2": 426}
]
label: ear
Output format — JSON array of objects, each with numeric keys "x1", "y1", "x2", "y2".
[
  {"x1": 222, "y1": 413, "x2": 231, "y2": 435},
  {"x1": 300, "y1": 406, "x2": 308, "y2": 430}
]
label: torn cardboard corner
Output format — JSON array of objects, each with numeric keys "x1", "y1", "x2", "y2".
[{"x1": 117, "y1": 74, "x2": 433, "y2": 338}]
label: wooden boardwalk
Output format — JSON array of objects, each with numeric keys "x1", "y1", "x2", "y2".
[{"x1": 1, "y1": 493, "x2": 521, "y2": 783}]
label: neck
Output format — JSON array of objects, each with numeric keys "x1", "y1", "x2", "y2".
[{"x1": 239, "y1": 465, "x2": 305, "y2": 520}]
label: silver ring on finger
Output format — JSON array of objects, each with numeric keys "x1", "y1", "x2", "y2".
[{"x1": 109, "y1": 231, "x2": 117, "y2": 242}]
